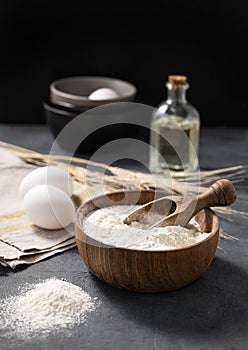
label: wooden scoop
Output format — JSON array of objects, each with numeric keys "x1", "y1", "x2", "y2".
[{"x1": 124, "y1": 179, "x2": 237, "y2": 228}]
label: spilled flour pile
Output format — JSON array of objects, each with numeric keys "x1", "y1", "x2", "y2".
[{"x1": 0, "y1": 278, "x2": 97, "y2": 337}]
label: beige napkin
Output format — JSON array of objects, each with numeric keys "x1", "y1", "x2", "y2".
[{"x1": 0, "y1": 149, "x2": 93, "y2": 268}]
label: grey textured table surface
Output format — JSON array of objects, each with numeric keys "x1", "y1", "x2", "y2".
[{"x1": 0, "y1": 125, "x2": 248, "y2": 350}]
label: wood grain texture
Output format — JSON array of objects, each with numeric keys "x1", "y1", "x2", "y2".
[
  {"x1": 122, "y1": 179, "x2": 237, "y2": 228},
  {"x1": 1, "y1": 126, "x2": 248, "y2": 350},
  {"x1": 156, "y1": 178, "x2": 237, "y2": 227},
  {"x1": 75, "y1": 190, "x2": 219, "y2": 292}
]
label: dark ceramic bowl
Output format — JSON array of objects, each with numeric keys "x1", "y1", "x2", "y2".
[
  {"x1": 44, "y1": 99, "x2": 142, "y2": 154},
  {"x1": 49, "y1": 76, "x2": 137, "y2": 110},
  {"x1": 43, "y1": 76, "x2": 138, "y2": 154}
]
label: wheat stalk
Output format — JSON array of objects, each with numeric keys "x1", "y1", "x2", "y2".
[{"x1": 0, "y1": 141, "x2": 247, "y2": 241}]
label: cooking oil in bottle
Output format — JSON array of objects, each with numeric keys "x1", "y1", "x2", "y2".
[{"x1": 149, "y1": 75, "x2": 200, "y2": 173}]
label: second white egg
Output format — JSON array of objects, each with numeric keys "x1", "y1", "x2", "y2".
[{"x1": 23, "y1": 185, "x2": 75, "y2": 230}]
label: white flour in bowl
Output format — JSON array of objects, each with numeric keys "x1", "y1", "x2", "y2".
[
  {"x1": 82, "y1": 205, "x2": 210, "y2": 250},
  {"x1": 0, "y1": 278, "x2": 98, "y2": 338}
]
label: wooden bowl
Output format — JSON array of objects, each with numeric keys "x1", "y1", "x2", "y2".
[{"x1": 75, "y1": 190, "x2": 219, "y2": 293}]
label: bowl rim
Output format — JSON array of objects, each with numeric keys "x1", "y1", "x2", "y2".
[
  {"x1": 43, "y1": 99, "x2": 79, "y2": 116},
  {"x1": 75, "y1": 190, "x2": 219, "y2": 253},
  {"x1": 49, "y1": 75, "x2": 137, "y2": 107}
]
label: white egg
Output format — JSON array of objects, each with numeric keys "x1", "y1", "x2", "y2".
[
  {"x1": 23, "y1": 185, "x2": 75, "y2": 230},
  {"x1": 19, "y1": 166, "x2": 73, "y2": 198},
  {"x1": 88, "y1": 87, "x2": 119, "y2": 100}
]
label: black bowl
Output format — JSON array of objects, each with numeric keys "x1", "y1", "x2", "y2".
[
  {"x1": 49, "y1": 75, "x2": 137, "y2": 110},
  {"x1": 43, "y1": 99, "x2": 144, "y2": 155},
  {"x1": 44, "y1": 75, "x2": 141, "y2": 155}
]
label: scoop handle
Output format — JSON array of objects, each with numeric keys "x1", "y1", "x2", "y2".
[{"x1": 192, "y1": 178, "x2": 237, "y2": 216}]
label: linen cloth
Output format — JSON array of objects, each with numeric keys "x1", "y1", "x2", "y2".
[{"x1": 0, "y1": 149, "x2": 92, "y2": 268}]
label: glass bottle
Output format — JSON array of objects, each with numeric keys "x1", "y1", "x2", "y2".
[{"x1": 149, "y1": 75, "x2": 200, "y2": 173}]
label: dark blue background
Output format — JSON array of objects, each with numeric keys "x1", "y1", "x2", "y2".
[{"x1": 0, "y1": 1, "x2": 247, "y2": 126}]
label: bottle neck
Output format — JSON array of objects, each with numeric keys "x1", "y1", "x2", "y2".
[{"x1": 166, "y1": 82, "x2": 188, "y2": 103}]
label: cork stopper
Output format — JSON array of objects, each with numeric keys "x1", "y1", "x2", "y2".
[{"x1": 168, "y1": 75, "x2": 187, "y2": 85}]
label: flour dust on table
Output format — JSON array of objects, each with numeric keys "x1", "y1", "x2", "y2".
[{"x1": 0, "y1": 278, "x2": 99, "y2": 338}]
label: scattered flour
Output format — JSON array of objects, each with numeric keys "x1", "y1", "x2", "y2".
[
  {"x1": 0, "y1": 278, "x2": 97, "y2": 338},
  {"x1": 83, "y1": 205, "x2": 210, "y2": 250}
]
